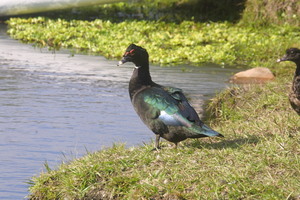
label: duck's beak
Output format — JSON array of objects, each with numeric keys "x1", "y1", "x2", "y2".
[
  {"x1": 277, "y1": 55, "x2": 287, "y2": 63},
  {"x1": 117, "y1": 54, "x2": 133, "y2": 66},
  {"x1": 117, "y1": 57, "x2": 127, "y2": 66}
]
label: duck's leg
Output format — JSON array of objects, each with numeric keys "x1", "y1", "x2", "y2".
[
  {"x1": 151, "y1": 135, "x2": 161, "y2": 151},
  {"x1": 173, "y1": 142, "x2": 178, "y2": 149},
  {"x1": 155, "y1": 134, "x2": 161, "y2": 149}
]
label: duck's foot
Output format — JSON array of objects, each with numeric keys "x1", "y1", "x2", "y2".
[
  {"x1": 151, "y1": 146, "x2": 161, "y2": 152},
  {"x1": 173, "y1": 142, "x2": 178, "y2": 149},
  {"x1": 150, "y1": 134, "x2": 161, "y2": 152}
]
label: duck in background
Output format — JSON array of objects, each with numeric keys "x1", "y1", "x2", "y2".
[
  {"x1": 277, "y1": 48, "x2": 300, "y2": 115},
  {"x1": 118, "y1": 44, "x2": 224, "y2": 149}
]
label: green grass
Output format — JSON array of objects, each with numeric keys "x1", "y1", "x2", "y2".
[{"x1": 28, "y1": 74, "x2": 300, "y2": 199}]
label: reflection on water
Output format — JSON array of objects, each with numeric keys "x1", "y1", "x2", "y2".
[{"x1": 0, "y1": 26, "x2": 238, "y2": 199}]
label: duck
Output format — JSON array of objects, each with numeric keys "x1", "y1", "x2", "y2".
[
  {"x1": 277, "y1": 48, "x2": 300, "y2": 115},
  {"x1": 118, "y1": 44, "x2": 224, "y2": 149}
]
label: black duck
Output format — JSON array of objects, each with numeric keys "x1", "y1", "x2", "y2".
[
  {"x1": 118, "y1": 44, "x2": 224, "y2": 149},
  {"x1": 277, "y1": 48, "x2": 300, "y2": 115}
]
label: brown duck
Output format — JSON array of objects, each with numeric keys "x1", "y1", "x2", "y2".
[{"x1": 277, "y1": 48, "x2": 300, "y2": 115}]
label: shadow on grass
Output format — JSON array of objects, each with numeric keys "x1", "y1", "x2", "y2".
[{"x1": 187, "y1": 136, "x2": 260, "y2": 150}]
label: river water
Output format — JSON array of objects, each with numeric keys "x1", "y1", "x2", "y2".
[{"x1": 0, "y1": 25, "x2": 239, "y2": 199}]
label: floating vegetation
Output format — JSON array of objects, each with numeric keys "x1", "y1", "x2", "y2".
[{"x1": 6, "y1": 17, "x2": 300, "y2": 68}]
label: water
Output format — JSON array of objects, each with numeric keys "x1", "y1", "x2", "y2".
[{"x1": 0, "y1": 25, "x2": 239, "y2": 199}]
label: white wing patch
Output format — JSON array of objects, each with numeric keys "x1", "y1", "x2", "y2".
[{"x1": 158, "y1": 110, "x2": 191, "y2": 127}]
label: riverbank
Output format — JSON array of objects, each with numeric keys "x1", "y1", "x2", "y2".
[{"x1": 28, "y1": 76, "x2": 300, "y2": 199}]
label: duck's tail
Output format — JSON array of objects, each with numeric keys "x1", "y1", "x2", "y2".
[{"x1": 189, "y1": 124, "x2": 224, "y2": 138}]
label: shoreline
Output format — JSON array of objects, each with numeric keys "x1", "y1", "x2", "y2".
[
  {"x1": 28, "y1": 77, "x2": 300, "y2": 199},
  {"x1": 25, "y1": 58, "x2": 299, "y2": 199}
]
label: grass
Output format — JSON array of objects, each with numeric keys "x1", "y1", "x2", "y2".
[
  {"x1": 28, "y1": 72, "x2": 300, "y2": 199},
  {"x1": 241, "y1": 0, "x2": 300, "y2": 26}
]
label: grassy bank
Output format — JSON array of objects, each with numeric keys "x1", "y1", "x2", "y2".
[{"x1": 28, "y1": 76, "x2": 300, "y2": 199}]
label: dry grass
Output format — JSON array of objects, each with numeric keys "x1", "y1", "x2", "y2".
[{"x1": 241, "y1": 0, "x2": 300, "y2": 26}]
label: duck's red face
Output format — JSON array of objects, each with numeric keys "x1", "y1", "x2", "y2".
[
  {"x1": 118, "y1": 49, "x2": 135, "y2": 65},
  {"x1": 118, "y1": 44, "x2": 148, "y2": 66}
]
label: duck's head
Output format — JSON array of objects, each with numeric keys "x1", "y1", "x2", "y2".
[
  {"x1": 118, "y1": 44, "x2": 149, "y2": 67},
  {"x1": 277, "y1": 48, "x2": 300, "y2": 63}
]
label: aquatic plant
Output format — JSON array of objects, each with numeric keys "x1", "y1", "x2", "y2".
[{"x1": 6, "y1": 17, "x2": 300, "y2": 69}]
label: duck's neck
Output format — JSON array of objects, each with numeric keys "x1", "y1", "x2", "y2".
[
  {"x1": 295, "y1": 61, "x2": 300, "y2": 77},
  {"x1": 292, "y1": 61, "x2": 300, "y2": 98},
  {"x1": 129, "y1": 62, "x2": 153, "y2": 100}
]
